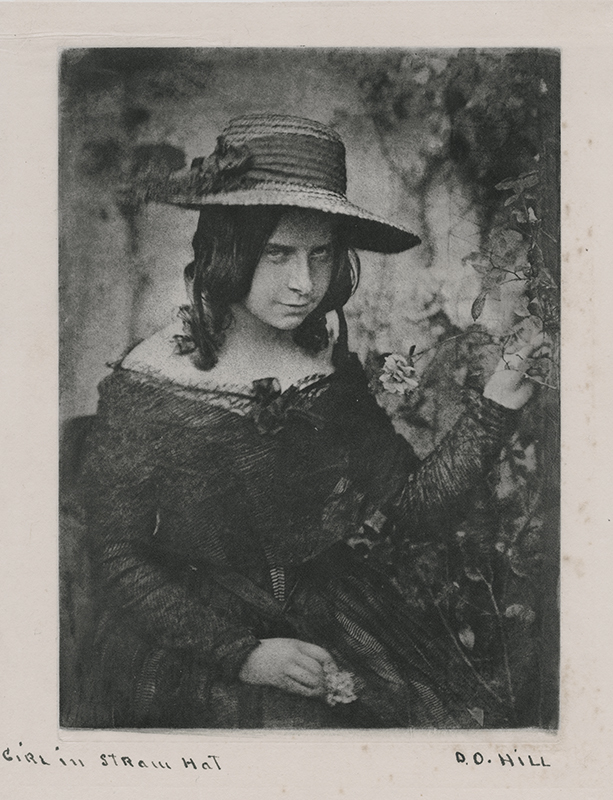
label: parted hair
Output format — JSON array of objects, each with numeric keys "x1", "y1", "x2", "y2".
[{"x1": 180, "y1": 206, "x2": 360, "y2": 369}]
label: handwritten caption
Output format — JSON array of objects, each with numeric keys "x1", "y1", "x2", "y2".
[
  {"x1": 2, "y1": 742, "x2": 221, "y2": 771},
  {"x1": 2, "y1": 741, "x2": 554, "y2": 772}
]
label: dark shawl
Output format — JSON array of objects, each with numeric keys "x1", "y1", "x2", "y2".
[{"x1": 67, "y1": 352, "x2": 517, "y2": 729}]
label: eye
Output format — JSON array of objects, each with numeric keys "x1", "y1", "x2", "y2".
[
  {"x1": 311, "y1": 245, "x2": 333, "y2": 260},
  {"x1": 263, "y1": 245, "x2": 291, "y2": 263}
]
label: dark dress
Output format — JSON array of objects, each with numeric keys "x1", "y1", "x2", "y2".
[{"x1": 69, "y1": 348, "x2": 517, "y2": 729}]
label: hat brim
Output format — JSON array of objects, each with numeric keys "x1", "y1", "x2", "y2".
[{"x1": 158, "y1": 183, "x2": 420, "y2": 254}]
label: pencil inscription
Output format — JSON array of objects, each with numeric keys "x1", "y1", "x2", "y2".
[
  {"x1": 1, "y1": 743, "x2": 221, "y2": 771},
  {"x1": 455, "y1": 750, "x2": 551, "y2": 767}
]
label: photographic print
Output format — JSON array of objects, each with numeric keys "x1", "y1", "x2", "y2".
[{"x1": 58, "y1": 47, "x2": 560, "y2": 732}]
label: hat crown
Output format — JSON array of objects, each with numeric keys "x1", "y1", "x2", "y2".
[
  {"x1": 221, "y1": 114, "x2": 344, "y2": 146},
  {"x1": 215, "y1": 113, "x2": 347, "y2": 196}
]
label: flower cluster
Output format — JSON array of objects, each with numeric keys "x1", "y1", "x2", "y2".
[
  {"x1": 323, "y1": 662, "x2": 357, "y2": 707},
  {"x1": 379, "y1": 353, "x2": 419, "y2": 396}
]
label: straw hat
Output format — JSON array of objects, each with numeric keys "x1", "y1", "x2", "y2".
[{"x1": 144, "y1": 114, "x2": 420, "y2": 254}]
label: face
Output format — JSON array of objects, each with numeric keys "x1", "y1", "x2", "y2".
[{"x1": 241, "y1": 209, "x2": 335, "y2": 331}]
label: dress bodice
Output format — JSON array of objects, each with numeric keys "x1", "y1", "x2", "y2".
[
  {"x1": 73, "y1": 334, "x2": 519, "y2": 730},
  {"x1": 84, "y1": 345, "x2": 415, "y2": 575}
]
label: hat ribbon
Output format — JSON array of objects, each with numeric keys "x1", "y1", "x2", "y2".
[
  {"x1": 127, "y1": 136, "x2": 253, "y2": 204},
  {"x1": 185, "y1": 136, "x2": 253, "y2": 196}
]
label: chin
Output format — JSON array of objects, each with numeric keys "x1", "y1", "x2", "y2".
[
  {"x1": 266, "y1": 307, "x2": 314, "y2": 331},
  {"x1": 270, "y1": 317, "x2": 305, "y2": 331}
]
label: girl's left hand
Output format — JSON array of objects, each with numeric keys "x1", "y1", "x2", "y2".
[{"x1": 483, "y1": 335, "x2": 544, "y2": 410}]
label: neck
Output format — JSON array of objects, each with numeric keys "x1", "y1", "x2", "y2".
[
  {"x1": 196, "y1": 303, "x2": 334, "y2": 390},
  {"x1": 222, "y1": 303, "x2": 299, "y2": 361}
]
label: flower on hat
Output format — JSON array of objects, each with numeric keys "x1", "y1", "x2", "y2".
[{"x1": 379, "y1": 352, "x2": 419, "y2": 395}]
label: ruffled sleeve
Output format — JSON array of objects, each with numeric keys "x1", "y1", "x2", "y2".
[
  {"x1": 389, "y1": 389, "x2": 520, "y2": 532},
  {"x1": 327, "y1": 368, "x2": 520, "y2": 548}
]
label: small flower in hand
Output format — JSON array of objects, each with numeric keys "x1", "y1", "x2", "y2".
[
  {"x1": 379, "y1": 353, "x2": 419, "y2": 395},
  {"x1": 323, "y1": 662, "x2": 357, "y2": 706}
]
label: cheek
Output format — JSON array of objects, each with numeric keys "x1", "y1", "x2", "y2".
[
  {"x1": 248, "y1": 264, "x2": 278, "y2": 303},
  {"x1": 314, "y1": 263, "x2": 333, "y2": 295}
]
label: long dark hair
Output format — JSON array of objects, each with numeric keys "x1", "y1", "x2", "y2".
[{"x1": 179, "y1": 205, "x2": 360, "y2": 369}]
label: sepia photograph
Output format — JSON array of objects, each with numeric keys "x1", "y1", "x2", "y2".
[{"x1": 58, "y1": 46, "x2": 560, "y2": 732}]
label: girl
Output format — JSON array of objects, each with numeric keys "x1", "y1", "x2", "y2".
[{"x1": 73, "y1": 115, "x2": 537, "y2": 729}]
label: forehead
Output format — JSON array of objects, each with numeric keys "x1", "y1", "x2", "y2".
[{"x1": 267, "y1": 209, "x2": 335, "y2": 244}]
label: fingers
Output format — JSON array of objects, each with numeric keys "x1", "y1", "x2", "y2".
[
  {"x1": 286, "y1": 664, "x2": 322, "y2": 691},
  {"x1": 239, "y1": 639, "x2": 336, "y2": 698},
  {"x1": 499, "y1": 334, "x2": 544, "y2": 375},
  {"x1": 296, "y1": 640, "x2": 335, "y2": 666},
  {"x1": 501, "y1": 349, "x2": 530, "y2": 375},
  {"x1": 516, "y1": 332, "x2": 545, "y2": 360},
  {"x1": 294, "y1": 653, "x2": 325, "y2": 680}
]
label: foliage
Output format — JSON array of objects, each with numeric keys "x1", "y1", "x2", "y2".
[{"x1": 352, "y1": 49, "x2": 560, "y2": 727}]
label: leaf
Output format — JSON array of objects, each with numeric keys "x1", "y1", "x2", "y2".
[
  {"x1": 505, "y1": 604, "x2": 536, "y2": 624},
  {"x1": 495, "y1": 180, "x2": 513, "y2": 192},
  {"x1": 495, "y1": 172, "x2": 538, "y2": 191},
  {"x1": 463, "y1": 251, "x2": 492, "y2": 276},
  {"x1": 518, "y1": 173, "x2": 539, "y2": 189},
  {"x1": 464, "y1": 566, "x2": 483, "y2": 582},
  {"x1": 514, "y1": 442, "x2": 537, "y2": 473},
  {"x1": 495, "y1": 176, "x2": 520, "y2": 191},
  {"x1": 471, "y1": 290, "x2": 488, "y2": 321},
  {"x1": 458, "y1": 626, "x2": 475, "y2": 650},
  {"x1": 506, "y1": 548, "x2": 529, "y2": 578},
  {"x1": 512, "y1": 294, "x2": 532, "y2": 318},
  {"x1": 490, "y1": 228, "x2": 527, "y2": 264},
  {"x1": 468, "y1": 707, "x2": 484, "y2": 726}
]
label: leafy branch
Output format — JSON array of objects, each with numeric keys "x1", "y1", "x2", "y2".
[{"x1": 466, "y1": 165, "x2": 560, "y2": 390}]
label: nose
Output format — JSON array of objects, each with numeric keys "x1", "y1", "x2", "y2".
[{"x1": 286, "y1": 252, "x2": 313, "y2": 296}]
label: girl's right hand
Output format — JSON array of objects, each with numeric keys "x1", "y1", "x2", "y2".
[{"x1": 238, "y1": 638, "x2": 336, "y2": 698}]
